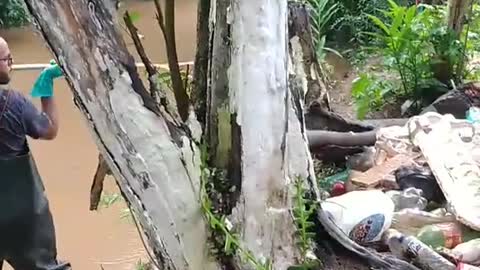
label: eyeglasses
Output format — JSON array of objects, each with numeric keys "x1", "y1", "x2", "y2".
[{"x1": 0, "y1": 56, "x2": 13, "y2": 66}]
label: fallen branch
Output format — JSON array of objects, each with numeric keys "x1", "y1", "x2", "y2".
[
  {"x1": 307, "y1": 130, "x2": 376, "y2": 162},
  {"x1": 306, "y1": 101, "x2": 408, "y2": 132},
  {"x1": 89, "y1": 153, "x2": 112, "y2": 211},
  {"x1": 307, "y1": 130, "x2": 377, "y2": 147}
]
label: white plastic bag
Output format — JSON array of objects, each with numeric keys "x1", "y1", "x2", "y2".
[
  {"x1": 321, "y1": 190, "x2": 394, "y2": 244},
  {"x1": 391, "y1": 208, "x2": 456, "y2": 236}
]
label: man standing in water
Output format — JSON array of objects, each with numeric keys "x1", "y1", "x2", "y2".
[{"x1": 0, "y1": 37, "x2": 71, "y2": 269}]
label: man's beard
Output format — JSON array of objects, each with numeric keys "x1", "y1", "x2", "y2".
[{"x1": 0, "y1": 72, "x2": 10, "y2": 85}]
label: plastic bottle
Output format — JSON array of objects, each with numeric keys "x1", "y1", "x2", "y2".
[
  {"x1": 416, "y1": 222, "x2": 480, "y2": 249},
  {"x1": 318, "y1": 169, "x2": 350, "y2": 190},
  {"x1": 384, "y1": 229, "x2": 456, "y2": 270}
]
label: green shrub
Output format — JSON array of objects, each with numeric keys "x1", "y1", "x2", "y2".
[
  {"x1": 329, "y1": 0, "x2": 391, "y2": 45},
  {"x1": 351, "y1": 73, "x2": 395, "y2": 119},
  {"x1": 352, "y1": 1, "x2": 465, "y2": 118},
  {"x1": 0, "y1": 0, "x2": 30, "y2": 29}
]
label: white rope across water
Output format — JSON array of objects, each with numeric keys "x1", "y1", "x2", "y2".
[{"x1": 11, "y1": 61, "x2": 194, "y2": 71}]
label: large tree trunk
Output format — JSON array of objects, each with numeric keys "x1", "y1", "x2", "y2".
[
  {"x1": 23, "y1": 1, "x2": 417, "y2": 269},
  {"x1": 23, "y1": 1, "x2": 216, "y2": 269}
]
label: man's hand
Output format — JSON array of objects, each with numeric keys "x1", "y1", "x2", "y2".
[
  {"x1": 29, "y1": 60, "x2": 63, "y2": 140},
  {"x1": 30, "y1": 60, "x2": 64, "y2": 98}
]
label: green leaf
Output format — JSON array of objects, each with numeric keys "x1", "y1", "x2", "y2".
[
  {"x1": 404, "y1": 5, "x2": 417, "y2": 25},
  {"x1": 387, "y1": 0, "x2": 399, "y2": 9},
  {"x1": 351, "y1": 74, "x2": 371, "y2": 97},
  {"x1": 323, "y1": 47, "x2": 343, "y2": 58},
  {"x1": 367, "y1": 14, "x2": 390, "y2": 35},
  {"x1": 224, "y1": 234, "x2": 233, "y2": 254},
  {"x1": 390, "y1": 7, "x2": 405, "y2": 36}
]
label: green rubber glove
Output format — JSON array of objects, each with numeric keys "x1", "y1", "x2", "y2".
[{"x1": 31, "y1": 60, "x2": 64, "y2": 98}]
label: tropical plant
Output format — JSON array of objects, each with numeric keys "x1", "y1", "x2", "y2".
[
  {"x1": 368, "y1": 2, "x2": 434, "y2": 97},
  {"x1": 351, "y1": 73, "x2": 395, "y2": 119},
  {"x1": 306, "y1": 0, "x2": 339, "y2": 38},
  {"x1": 352, "y1": 1, "x2": 464, "y2": 117},
  {"x1": 305, "y1": 0, "x2": 342, "y2": 62},
  {"x1": 329, "y1": 0, "x2": 392, "y2": 45}
]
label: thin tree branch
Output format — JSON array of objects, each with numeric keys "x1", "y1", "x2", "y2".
[
  {"x1": 123, "y1": 11, "x2": 159, "y2": 100},
  {"x1": 192, "y1": 0, "x2": 211, "y2": 126},
  {"x1": 153, "y1": 0, "x2": 167, "y2": 35},
  {"x1": 153, "y1": 0, "x2": 190, "y2": 122}
]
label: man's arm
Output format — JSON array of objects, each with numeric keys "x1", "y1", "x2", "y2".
[
  {"x1": 25, "y1": 61, "x2": 63, "y2": 140},
  {"x1": 39, "y1": 96, "x2": 59, "y2": 140},
  {"x1": 21, "y1": 93, "x2": 59, "y2": 140}
]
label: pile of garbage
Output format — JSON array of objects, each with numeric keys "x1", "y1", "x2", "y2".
[{"x1": 319, "y1": 110, "x2": 480, "y2": 270}]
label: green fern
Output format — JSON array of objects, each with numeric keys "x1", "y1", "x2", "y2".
[
  {"x1": 289, "y1": 177, "x2": 322, "y2": 270},
  {"x1": 292, "y1": 177, "x2": 318, "y2": 259}
]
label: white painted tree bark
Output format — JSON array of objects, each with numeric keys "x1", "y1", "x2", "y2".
[{"x1": 226, "y1": 0, "x2": 313, "y2": 268}]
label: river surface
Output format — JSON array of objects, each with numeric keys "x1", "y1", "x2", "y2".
[{"x1": 0, "y1": 0, "x2": 197, "y2": 269}]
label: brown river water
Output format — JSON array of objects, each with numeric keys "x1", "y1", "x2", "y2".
[{"x1": 0, "y1": 0, "x2": 197, "y2": 269}]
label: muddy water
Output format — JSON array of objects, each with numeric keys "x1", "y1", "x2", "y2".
[{"x1": 0, "y1": 0, "x2": 197, "y2": 269}]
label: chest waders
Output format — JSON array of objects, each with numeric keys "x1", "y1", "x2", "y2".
[{"x1": 0, "y1": 90, "x2": 71, "y2": 270}]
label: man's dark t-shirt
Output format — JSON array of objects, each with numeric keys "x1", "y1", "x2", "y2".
[{"x1": 0, "y1": 89, "x2": 50, "y2": 159}]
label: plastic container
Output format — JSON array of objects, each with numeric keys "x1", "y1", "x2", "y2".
[
  {"x1": 318, "y1": 169, "x2": 350, "y2": 190},
  {"x1": 321, "y1": 190, "x2": 394, "y2": 244},
  {"x1": 386, "y1": 187, "x2": 428, "y2": 211},
  {"x1": 416, "y1": 222, "x2": 480, "y2": 249},
  {"x1": 467, "y1": 107, "x2": 480, "y2": 124}
]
